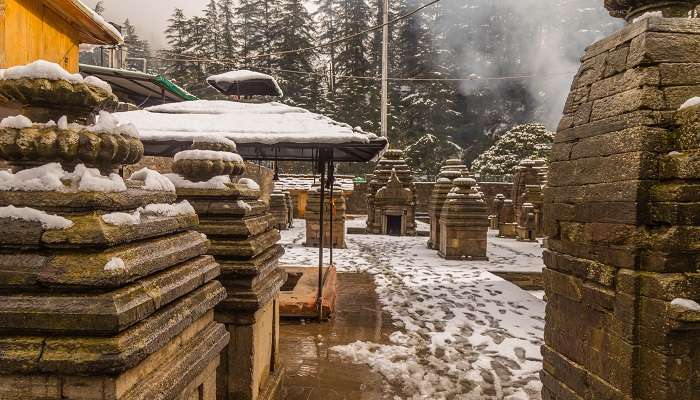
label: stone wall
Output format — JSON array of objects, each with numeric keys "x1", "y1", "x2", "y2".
[{"x1": 542, "y1": 15, "x2": 700, "y2": 400}]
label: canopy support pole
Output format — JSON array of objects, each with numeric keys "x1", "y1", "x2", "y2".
[
  {"x1": 317, "y1": 158, "x2": 327, "y2": 321},
  {"x1": 328, "y1": 160, "x2": 334, "y2": 266}
]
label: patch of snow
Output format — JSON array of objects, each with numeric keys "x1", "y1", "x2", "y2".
[
  {"x1": 57, "y1": 116, "x2": 68, "y2": 130},
  {"x1": 91, "y1": 111, "x2": 139, "y2": 138},
  {"x1": 84, "y1": 75, "x2": 113, "y2": 94},
  {"x1": 0, "y1": 60, "x2": 115, "y2": 92},
  {"x1": 0, "y1": 163, "x2": 126, "y2": 193},
  {"x1": 206, "y1": 69, "x2": 283, "y2": 96},
  {"x1": 129, "y1": 168, "x2": 176, "y2": 192},
  {"x1": 238, "y1": 178, "x2": 260, "y2": 190},
  {"x1": 193, "y1": 135, "x2": 237, "y2": 150},
  {"x1": 0, "y1": 205, "x2": 73, "y2": 229},
  {"x1": 174, "y1": 149, "x2": 243, "y2": 163},
  {"x1": 236, "y1": 200, "x2": 252, "y2": 212},
  {"x1": 164, "y1": 173, "x2": 232, "y2": 189},
  {"x1": 114, "y1": 100, "x2": 378, "y2": 145},
  {"x1": 679, "y1": 96, "x2": 700, "y2": 110},
  {"x1": 671, "y1": 298, "x2": 700, "y2": 312},
  {"x1": 668, "y1": 151, "x2": 684, "y2": 157},
  {"x1": 632, "y1": 10, "x2": 663, "y2": 23},
  {"x1": 104, "y1": 257, "x2": 127, "y2": 272},
  {"x1": 0, "y1": 115, "x2": 32, "y2": 129},
  {"x1": 101, "y1": 200, "x2": 196, "y2": 226}
]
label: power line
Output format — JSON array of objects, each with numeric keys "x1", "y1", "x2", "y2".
[{"x1": 160, "y1": 0, "x2": 441, "y2": 63}]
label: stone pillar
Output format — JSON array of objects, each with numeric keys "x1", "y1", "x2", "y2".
[
  {"x1": 269, "y1": 190, "x2": 289, "y2": 231},
  {"x1": 428, "y1": 160, "x2": 465, "y2": 249},
  {"x1": 517, "y1": 184, "x2": 545, "y2": 241},
  {"x1": 284, "y1": 191, "x2": 294, "y2": 227},
  {"x1": 305, "y1": 184, "x2": 347, "y2": 249},
  {"x1": 542, "y1": 5, "x2": 700, "y2": 400},
  {"x1": 366, "y1": 149, "x2": 416, "y2": 235},
  {"x1": 438, "y1": 178, "x2": 489, "y2": 260},
  {"x1": 0, "y1": 115, "x2": 227, "y2": 398},
  {"x1": 167, "y1": 140, "x2": 286, "y2": 400}
]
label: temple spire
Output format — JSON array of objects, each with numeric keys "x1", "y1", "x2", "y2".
[{"x1": 604, "y1": 0, "x2": 700, "y2": 21}]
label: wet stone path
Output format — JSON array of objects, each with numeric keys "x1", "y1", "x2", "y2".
[{"x1": 280, "y1": 218, "x2": 545, "y2": 400}]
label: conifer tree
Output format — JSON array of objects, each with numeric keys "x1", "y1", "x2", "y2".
[
  {"x1": 218, "y1": 0, "x2": 239, "y2": 63},
  {"x1": 93, "y1": 1, "x2": 105, "y2": 15}
]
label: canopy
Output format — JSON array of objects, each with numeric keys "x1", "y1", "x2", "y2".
[
  {"x1": 207, "y1": 70, "x2": 283, "y2": 97},
  {"x1": 114, "y1": 100, "x2": 388, "y2": 162},
  {"x1": 80, "y1": 64, "x2": 197, "y2": 107}
]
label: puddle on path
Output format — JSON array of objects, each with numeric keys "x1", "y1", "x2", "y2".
[{"x1": 280, "y1": 272, "x2": 399, "y2": 400}]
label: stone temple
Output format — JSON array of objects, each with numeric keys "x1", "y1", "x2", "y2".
[
  {"x1": 428, "y1": 159, "x2": 468, "y2": 249},
  {"x1": 438, "y1": 178, "x2": 490, "y2": 260},
  {"x1": 366, "y1": 149, "x2": 417, "y2": 236},
  {"x1": 542, "y1": 1, "x2": 700, "y2": 399},
  {"x1": 0, "y1": 63, "x2": 227, "y2": 399}
]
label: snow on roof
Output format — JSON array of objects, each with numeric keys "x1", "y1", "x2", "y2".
[
  {"x1": 275, "y1": 175, "x2": 355, "y2": 192},
  {"x1": 70, "y1": 0, "x2": 124, "y2": 44},
  {"x1": 114, "y1": 100, "x2": 378, "y2": 146},
  {"x1": 207, "y1": 70, "x2": 283, "y2": 97}
]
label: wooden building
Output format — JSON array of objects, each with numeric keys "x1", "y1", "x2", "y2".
[{"x1": 0, "y1": 0, "x2": 122, "y2": 73}]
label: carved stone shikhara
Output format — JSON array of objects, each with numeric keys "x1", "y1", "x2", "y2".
[
  {"x1": 428, "y1": 159, "x2": 468, "y2": 249},
  {"x1": 0, "y1": 69, "x2": 227, "y2": 399},
  {"x1": 604, "y1": 0, "x2": 699, "y2": 20},
  {"x1": 366, "y1": 149, "x2": 417, "y2": 236},
  {"x1": 542, "y1": 8, "x2": 700, "y2": 400},
  {"x1": 169, "y1": 142, "x2": 285, "y2": 400},
  {"x1": 438, "y1": 178, "x2": 489, "y2": 260}
]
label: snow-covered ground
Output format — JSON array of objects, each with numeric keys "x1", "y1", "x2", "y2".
[{"x1": 280, "y1": 218, "x2": 545, "y2": 400}]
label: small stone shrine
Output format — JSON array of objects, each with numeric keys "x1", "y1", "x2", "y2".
[
  {"x1": 542, "y1": 2, "x2": 700, "y2": 399},
  {"x1": 512, "y1": 159, "x2": 546, "y2": 225},
  {"x1": 367, "y1": 149, "x2": 416, "y2": 236},
  {"x1": 305, "y1": 182, "x2": 346, "y2": 249},
  {"x1": 516, "y1": 184, "x2": 545, "y2": 241},
  {"x1": 0, "y1": 61, "x2": 228, "y2": 399},
  {"x1": 492, "y1": 193, "x2": 506, "y2": 229},
  {"x1": 438, "y1": 178, "x2": 489, "y2": 260},
  {"x1": 428, "y1": 160, "x2": 467, "y2": 249},
  {"x1": 284, "y1": 190, "x2": 295, "y2": 227},
  {"x1": 165, "y1": 139, "x2": 286, "y2": 400},
  {"x1": 270, "y1": 189, "x2": 290, "y2": 230},
  {"x1": 498, "y1": 198, "x2": 517, "y2": 238}
]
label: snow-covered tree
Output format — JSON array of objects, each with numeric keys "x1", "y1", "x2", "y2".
[
  {"x1": 273, "y1": 0, "x2": 321, "y2": 110},
  {"x1": 404, "y1": 134, "x2": 463, "y2": 179},
  {"x1": 94, "y1": 1, "x2": 105, "y2": 15},
  {"x1": 470, "y1": 123, "x2": 554, "y2": 176},
  {"x1": 218, "y1": 0, "x2": 239, "y2": 63}
]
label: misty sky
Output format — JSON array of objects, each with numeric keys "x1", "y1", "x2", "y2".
[{"x1": 82, "y1": 0, "x2": 212, "y2": 49}]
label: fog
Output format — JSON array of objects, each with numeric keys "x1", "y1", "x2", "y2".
[{"x1": 82, "y1": 0, "x2": 211, "y2": 49}]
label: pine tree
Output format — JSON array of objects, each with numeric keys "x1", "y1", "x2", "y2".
[
  {"x1": 94, "y1": 1, "x2": 105, "y2": 15},
  {"x1": 470, "y1": 123, "x2": 554, "y2": 176},
  {"x1": 123, "y1": 19, "x2": 152, "y2": 70},
  {"x1": 218, "y1": 0, "x2": 239, "y2": 63},
  {"x1": 163, "y1": 9, "x2": 193, "y2": 84},
  {"x1": 273, "y1": 0, "x2": 320, "y2": 110}
]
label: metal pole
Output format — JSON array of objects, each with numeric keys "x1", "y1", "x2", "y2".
[
  {"x1": 328, "y1": 161, "x2": 334, "y2": 266},
  {"x1": 380, "y1": 0, "x2": 389, "y2": 138},
  {"x1": 317, "y1": 159, "x2": 326, "y2": 321}
]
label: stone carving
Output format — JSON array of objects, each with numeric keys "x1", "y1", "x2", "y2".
[
  {"x1": 167, "y1": 141, "x2": 286, "y2": 400},
  {"x1": 367, "y1": 149, "x2": 417, "y2": 236},
  {"x1": 438, "y1": 178, "x2": 489, "y2": 260},
  {"x1": 0, "y1": 66, "x2": 226, "y2": 399},
  {"x1": 498, "y1": 198, "x2": 517, "y2": 238},
  {"x1": 542, "y1": 8, "x2": 700, "y2": 400},
  {"x1": 270, "y1": 189, "x2": 290, "y2": 230},
  {"x1": 604, "y1": 0, "x2": 699, "y2": 20}
]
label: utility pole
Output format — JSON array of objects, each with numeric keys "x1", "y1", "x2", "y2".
[{"x1": 381, "y1": 0, "x2": 389, "y2": 138}]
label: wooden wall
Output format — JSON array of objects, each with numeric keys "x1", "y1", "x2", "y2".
[{"x1": 0, "y1": 0, "x2": 80, "y2": 72}]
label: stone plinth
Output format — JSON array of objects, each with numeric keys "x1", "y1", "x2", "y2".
[
  {"x1": 305, "y1": 184, "x2": 346, "y2": 249},
  {"x1": 438, "y1": 178, "x2": 489, "y2": 260},
  {"x1": 542, "y1": 14, "x2": 700, "y2": 400},
  {"x1": 270, "y1": 190, "x2": 289, "y2": 230},
  {"x1": 367, "y1": 149, "x2": 417, "y2": 236},
  {"x1": 428, "y1": 160, "x2": 466, "y2": 249}
]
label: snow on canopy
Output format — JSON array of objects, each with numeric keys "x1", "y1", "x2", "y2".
[
  {"x1": 114, "y1": 100, "x2": 379, "y2": 145},
  {"x1": 206, "y1": 70, "x2": 283, "y2": 97}
]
